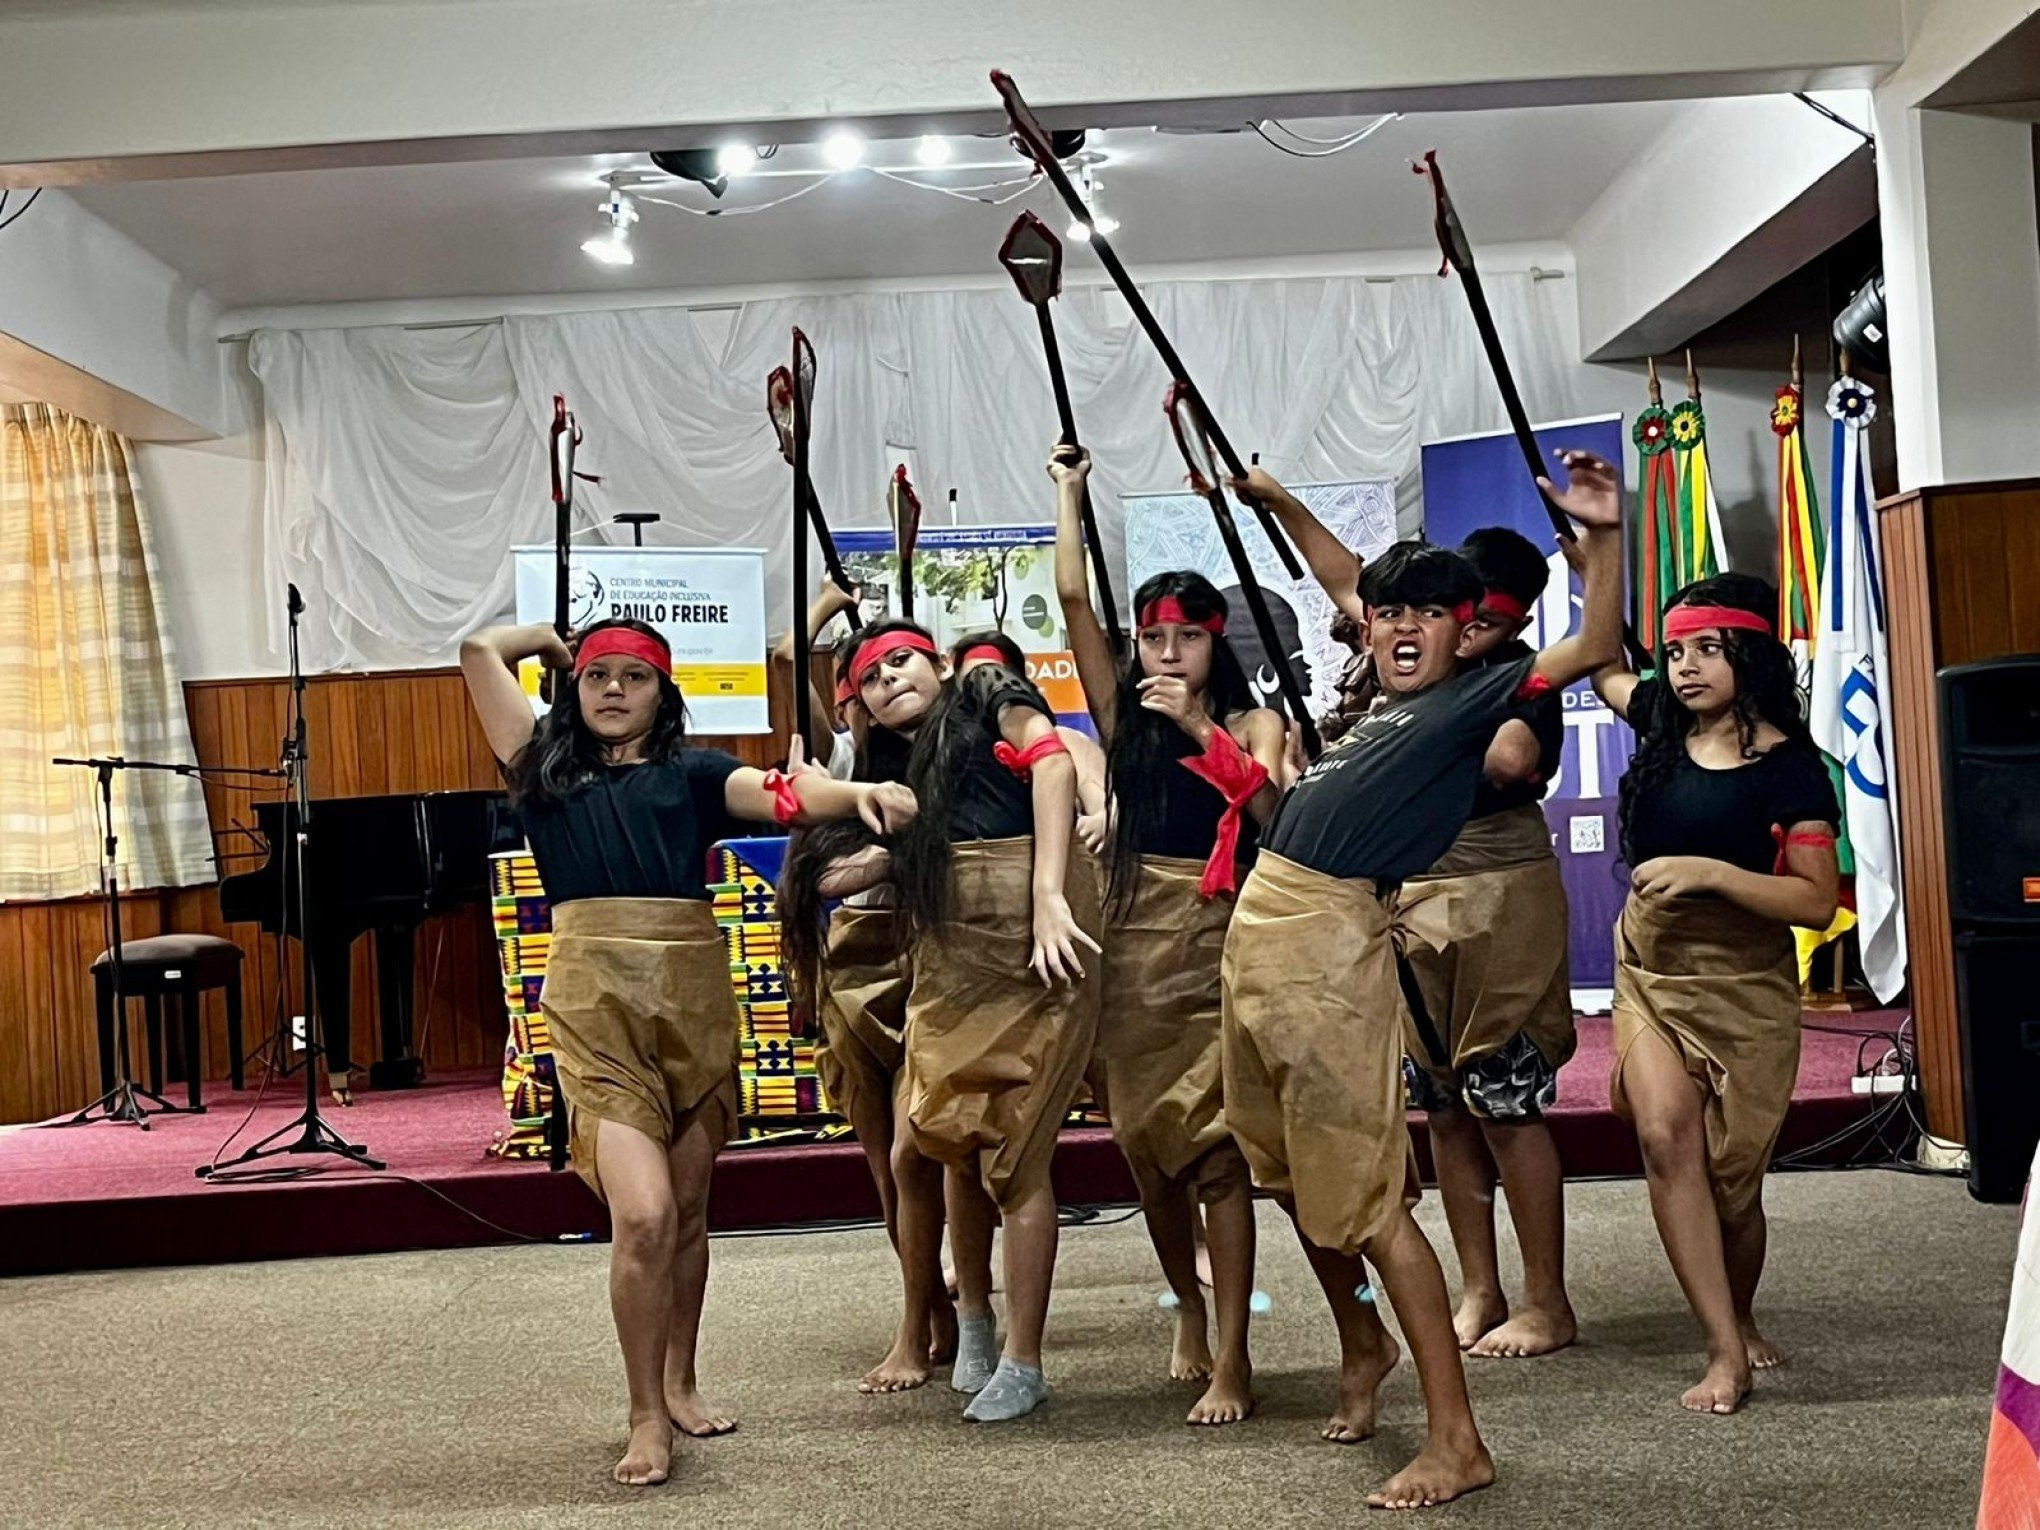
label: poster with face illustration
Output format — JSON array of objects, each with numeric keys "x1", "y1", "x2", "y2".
[{"x1": 1121, "y1": 479, "x2": 1399, "y2": 725}]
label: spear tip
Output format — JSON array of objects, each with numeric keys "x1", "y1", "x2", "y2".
[
  {"x1": 1685, "y1": 348, "x2": 1700, "y2": 400},
  {"x1": 1646, "y1": 355, "x2": 1662, "y2": 403}
]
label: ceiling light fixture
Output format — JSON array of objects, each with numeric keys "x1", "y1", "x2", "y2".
[
  {"x1": 915, "y1": 135, "x2": 953, "y2": 167},
  {"x1": 823, "y1": 131, "x2": 866, "y2": 170},
  {"x1": 1067, "y1": 163, "x2": 1116, "y2": 242},
  {"x1": 581, "y1": 184, "x2": 639, "y2": 266},
  {"x1": 716, "y1": 144, "x2": 759, "y2": 179},
  {"x1": 648, "y1": 148, "x2": 728, "y2": 198}
]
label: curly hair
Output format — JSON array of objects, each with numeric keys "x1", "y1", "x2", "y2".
[
  {"x1": 1616, "y1": 572, "x2": 1811, "y2": 863},
  {"x1": 1106, "y1": 571, "x2": 1258, "y2": 914},
  {"x1": 501, "y1": 617, "x2": 688, "y2": 808}
]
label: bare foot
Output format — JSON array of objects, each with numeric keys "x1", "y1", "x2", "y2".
[
  {"x1": 1469, "y1": 1303, "x2": 1577, "y2": 1359},
  {"x1": 1323, "y1": 1333, "x2": 1401, "y2": 1443},
  {"x1": 927, "y1": 1302, "x2": 959, "y2": 1366},
  {"x1": 1680, "y1": 1354, "x2": 1751, "y2": 1415},
  {"x1": 666, "y1": 1386, "x2": 739, "y2": 1437},
  {"x1": 1170, "y1": 1303, "x2": 1214, "y2": 1382},
  {"x1": 613, "y1": 1417, "x2": 671, "y2": 1486},
  {"x1": 1452, "y1": 1292, "x2": 1507, "y2": 1351},
  {"x1": 1187, "y1": 1359, "x2": 1254, "y2": 1426},
  {"x1": 860, "y1": 1329, "x2": 933, "y2": 1394},
  {"x1": 1366, "y1": 1434, "x2": 1495, "y2": 1510},
  {"x1": 1740, "y1": 1322, "x2": 1785, "y2": 1370}
]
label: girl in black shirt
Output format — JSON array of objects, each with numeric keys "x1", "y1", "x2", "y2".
[
  {"x1": 1051, "y1": 447, "x2": 1283, "y2": 1427},
  {"x1": 1593, "y1": 573, "x2": 1840, "y2": 1417},
  {"x1": 461, "y1": 617, "x2": 913, "y2": 1488},
  {"x1": 885, "y1": 626, "x2": 1104, "y2": 1424}
]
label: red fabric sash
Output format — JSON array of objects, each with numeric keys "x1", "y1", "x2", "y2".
[
  {"x1": 991, "y1": 733, "x2": 1069, "y2": 782},
  {"x1": 1483, "y1": 591, "x2": 1528, "y2": 621},
  {"x1": 1771, "y1": 824, "x2": 1837, "y2": 875},
  {"x1": 1138, "y1": 595, "x2": 1225, "y2": 634},
  {"x1": 959, "y1": 643, "x2": 1014, "y2": 670},
  {"x1": 573, "y1": 627, "x2": 671, "y2": 676},
  {"x1": 760, "y1": 769, "x2": 804, "y2": 826},
  {"x1": 1178, "y1": 727, "x2": 1270, "y2": 898},
  {"x1": 849, "y1": 629, "x2": 937, "y2": 688},
  {"x1": 1664, "y1": 604, "x2": 1773, "y2": 641}
]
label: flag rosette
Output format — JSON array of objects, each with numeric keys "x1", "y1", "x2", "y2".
[
  {"x1": 1669, "y1": 399, "x2": 1704, "y2": 448},
  {"x1": 1633, "y1": 404, "x2": 1673, "y2": 455},
  {"x1": 1824, "y1": 376, "x2": 1877, "y2": 426},
  {"x1": 1771, "y1": 386, "x2": 1802, "y2": 436}
]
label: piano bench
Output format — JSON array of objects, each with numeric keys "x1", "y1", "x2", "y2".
[{"x1": 92, "y1": 936, "x2": 246, "y2": 1109}]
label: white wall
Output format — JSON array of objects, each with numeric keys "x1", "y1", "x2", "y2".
[{"x1": 133, "y1": 431, "x2": 269, "y2": 683}]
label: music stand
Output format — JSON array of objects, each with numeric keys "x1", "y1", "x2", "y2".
[
  {"x1": 199, "y1": 584, "x2": 383, "y2": 1177},
  {"x1": 614, "y1": 512, "x2": 660, "y2": 547}
]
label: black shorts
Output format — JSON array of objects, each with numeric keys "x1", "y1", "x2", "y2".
[{"x1": 1403, "y1": 1031, "x2": 1560, "y2": 1122}]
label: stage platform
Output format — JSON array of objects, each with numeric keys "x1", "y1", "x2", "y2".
[{"x1": 0, "y1": 1011, "x2": 1907, "y2": 1278}]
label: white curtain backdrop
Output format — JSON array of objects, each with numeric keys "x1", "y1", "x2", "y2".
[{"x1": 248, "y1": 272, "x2": 1588, "y2": 671}]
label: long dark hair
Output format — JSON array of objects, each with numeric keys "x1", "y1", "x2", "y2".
[
  {"x1": 1617, "y1": 572, "x2": 1811, "y2": 862},
  {"x1": 891, "y1": 658, "x2": 1049, "y2": 948},
  {"x1": 779, "y1": 618, "x2": 932, "y2": 1015},
  {"x1": 502, "y1": 617, "x2": 688, "y2": 807},
  {"x1": 1107, "y1": 572, "x2": 1257, "y2": 911}
]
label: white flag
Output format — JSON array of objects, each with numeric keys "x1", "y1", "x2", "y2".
[{"x1": 1811, "y1": 378, "x2": 1906, "y2": 1001}]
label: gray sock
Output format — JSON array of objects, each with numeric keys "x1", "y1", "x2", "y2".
[
  {"x1": 950, "y1": 1312, "x2": 1000, "y2": 1394},
  {"x1": 962, "y1": 1356, "x2": 1050, "y2": 1422}
]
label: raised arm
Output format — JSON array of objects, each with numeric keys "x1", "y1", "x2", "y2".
[
  {"x1": 1048, "y1": 447, "x2": 1119, "y2": 740},
  {"x1": 770, "y1": 578, "x2": 860, "y2": 748},
  {"x1": 1592, "y1": 656, "x2": 1642, "y2": 721},
  {"x1": 1633, "y1": 827, "x2": 1840, "y2": 930},
  {"x1": 1527, "y1": 450, "x2": 1625, "y2": 691},
  {"x1": 725, "y1": 766, "x2": 916, "y2": 834},
  {"x1": 459, "y1": 622, "x2": 569, "y2": 763},
  {"x1": 1228, "y1": 466, "x2": 1366, "y2": 628},
  {"x1": 1238, "y1": 708, "x2": 1287, "y2": 825}
]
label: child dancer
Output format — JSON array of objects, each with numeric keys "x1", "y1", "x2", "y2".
[
  {"x1": 1396, "y1": 527, "x2": 1577, "y2": 1359},
  {"x1": 1592, "y1": 573, "x2": 1839, "y2": 1414},
  {"x1": 1221, "y1": 455, "x2": 1623, "y2": 1509},
  {"x1": 889, "y1": 634, "x2": 1104, "y2": 1422},
  {"x1": 460, "y1": 618, "x2": 915, "y2": 1486},
  {"x1": 780, "y1": 617, "x2": 959, "y2": 1393},
  {"x1": 1050, "y1": 446, "x2": 1282, "y2": 1426}
]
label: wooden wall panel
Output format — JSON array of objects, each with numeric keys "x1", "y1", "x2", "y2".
[
  {"x1": 1876, "y1": 481, "x2": 2040, "y2": 1143},
  {"x1": 0, "y1": 666, "x2": 801, "y2": 1124}
]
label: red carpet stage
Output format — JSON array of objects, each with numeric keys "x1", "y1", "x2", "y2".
[{"x1": 0, "y1": 1011, "x2": 1907, "y2": 1277}]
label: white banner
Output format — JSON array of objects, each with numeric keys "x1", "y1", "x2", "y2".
[{"x1": 512, "y1": 545, "x2": 769, "y2": 734}]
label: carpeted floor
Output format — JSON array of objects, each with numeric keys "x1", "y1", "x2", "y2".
[{"x1": 0, "y1": 1168, "x2": 2014, "y2": 1529}]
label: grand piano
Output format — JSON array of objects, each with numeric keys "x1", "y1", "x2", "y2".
[{"x1": 219, "y1": 789, "x2": 521, "y2": 1088}]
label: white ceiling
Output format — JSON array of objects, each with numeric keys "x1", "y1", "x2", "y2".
[{"x1": 67, "y1": 101, "x2": 1691, "y2": 311}]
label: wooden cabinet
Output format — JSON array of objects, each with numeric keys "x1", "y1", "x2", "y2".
[{"x1": 1878, "y1": 480, "x2": 2040, "y2": 1140}]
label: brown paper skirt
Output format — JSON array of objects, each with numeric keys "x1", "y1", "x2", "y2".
[
  {"x1": 1220, "y1": 852, "x2": 1419, "y2": 1257},
  {"x1": 902, "y1": 837, "x2": 1103, "y2": 1213},
  {"x1": 1396, "y1": 804, "x2": 1575, "y2": 1092},
  {"x1": 815, "y1": 903, "x2": 910, "y2": 1130},
  {"x1": 1097, "y1": 855, "x2": 1250, "y2": 1202},
  {"x1": 1610, "y1": 892, "x2": 1800, "y2": 1220},
  {"x1": 540, "y1": 898, "x2": 741, "y2": 1200}
]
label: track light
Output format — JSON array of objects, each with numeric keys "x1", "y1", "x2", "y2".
[
  {"x1": 716, "y1": 144, "x2": 759, "y2": 179},
  {"x1": 1067, "y1": 164, "x2": 1116, "y2": 242},
  {"x1": 581, "y1": 186, "x2": 638, "y2": 266},
  {"x1": 915, "y1": 135, "x2": 953, "y2": 167},
  {"x1": 649, "y1": 148, "x2": 727, "y2": 198},
  {"x1": 823, "y1": 131, "x2": 866, "y2": 170}
]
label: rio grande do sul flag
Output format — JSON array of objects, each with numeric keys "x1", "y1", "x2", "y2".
[{"x1": 1810, "y1": 374, "x2": 1906, "y2": 1002}]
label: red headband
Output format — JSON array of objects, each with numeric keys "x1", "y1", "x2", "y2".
[
  {"x1": 1361, "y1": 600, "x2": 1477, "y2": 626},
  {"x1": 959, "y1": 643, "x2": 1016, "y2": 671},
  {"x1": 1663, "y1": 605, "x2": 1774, "y2": 641},
  {"x1": 850, "y1": 629, "x2": 938, "y2": 688},
  {"x1": 1138, "y1": 596, "x2": 1226, "y2": 634},
  {"x1": 1482, "y1": 591, "x2": 1528, "y2": 622},
  {"x1": 574, "y1": 627, "x2": 671, "y2": 677},
  {"x1": 834, "y1": 673, "x2": 857, "y2": 706}
]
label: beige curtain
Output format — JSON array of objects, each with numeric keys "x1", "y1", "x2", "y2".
[{"x1": 0, "y1": 403, "x2": 212, "y2": 901}]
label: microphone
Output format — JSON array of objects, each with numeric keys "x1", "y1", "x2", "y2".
[{"x1": 287, "y1": 583, "x2": 304, "y2": 615}]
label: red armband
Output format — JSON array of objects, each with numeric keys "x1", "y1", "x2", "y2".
[
  {"x1": 760, "y1": 769, "x2": 803, "y2": 826},
  {"x1": 1513, "y1": 671, "x2": 1555, "y2": 703},
  {"x1": 1770, "y1": 824, "x2": 1837, "y2": 874},
  {"x1": 991, "y1": 734, "x2": 1069, "y2": 782},
  {"x1": 1178, "y1": 727, "x2": 1272, "y2": 899}
]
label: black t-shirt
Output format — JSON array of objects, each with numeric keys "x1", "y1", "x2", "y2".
[
  {"x1": 1131, "y1": 726, "x2": 1262, "y2": 866},
  {"x1": 1621, "y1": 680, "x2": 1839, "y2": 874},
  {"x1": 1468, "y1": 639, "x2": 1565, "y2": 819},
  {"x1": 1264, "y1": 655, "x2": 1543, "y2": 883},
  {"x1": 513, "y1": 750, "x2": 744, "y2": 905},
  {"x1": 949, "y1": 672, "x2": 1055, "y2": 843}
]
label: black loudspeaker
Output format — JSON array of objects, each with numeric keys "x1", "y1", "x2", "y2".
[
  {"x1": 1952, "y1": 929, "x2": 2040, "y2": 1202},
  {"x1": 1939, "y1": 656, "x2": 2040, "y2": 926}
]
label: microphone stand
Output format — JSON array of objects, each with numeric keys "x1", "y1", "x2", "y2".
[{"x1": 199, "y1": 584, "x2": 383, "y2": 1177}]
